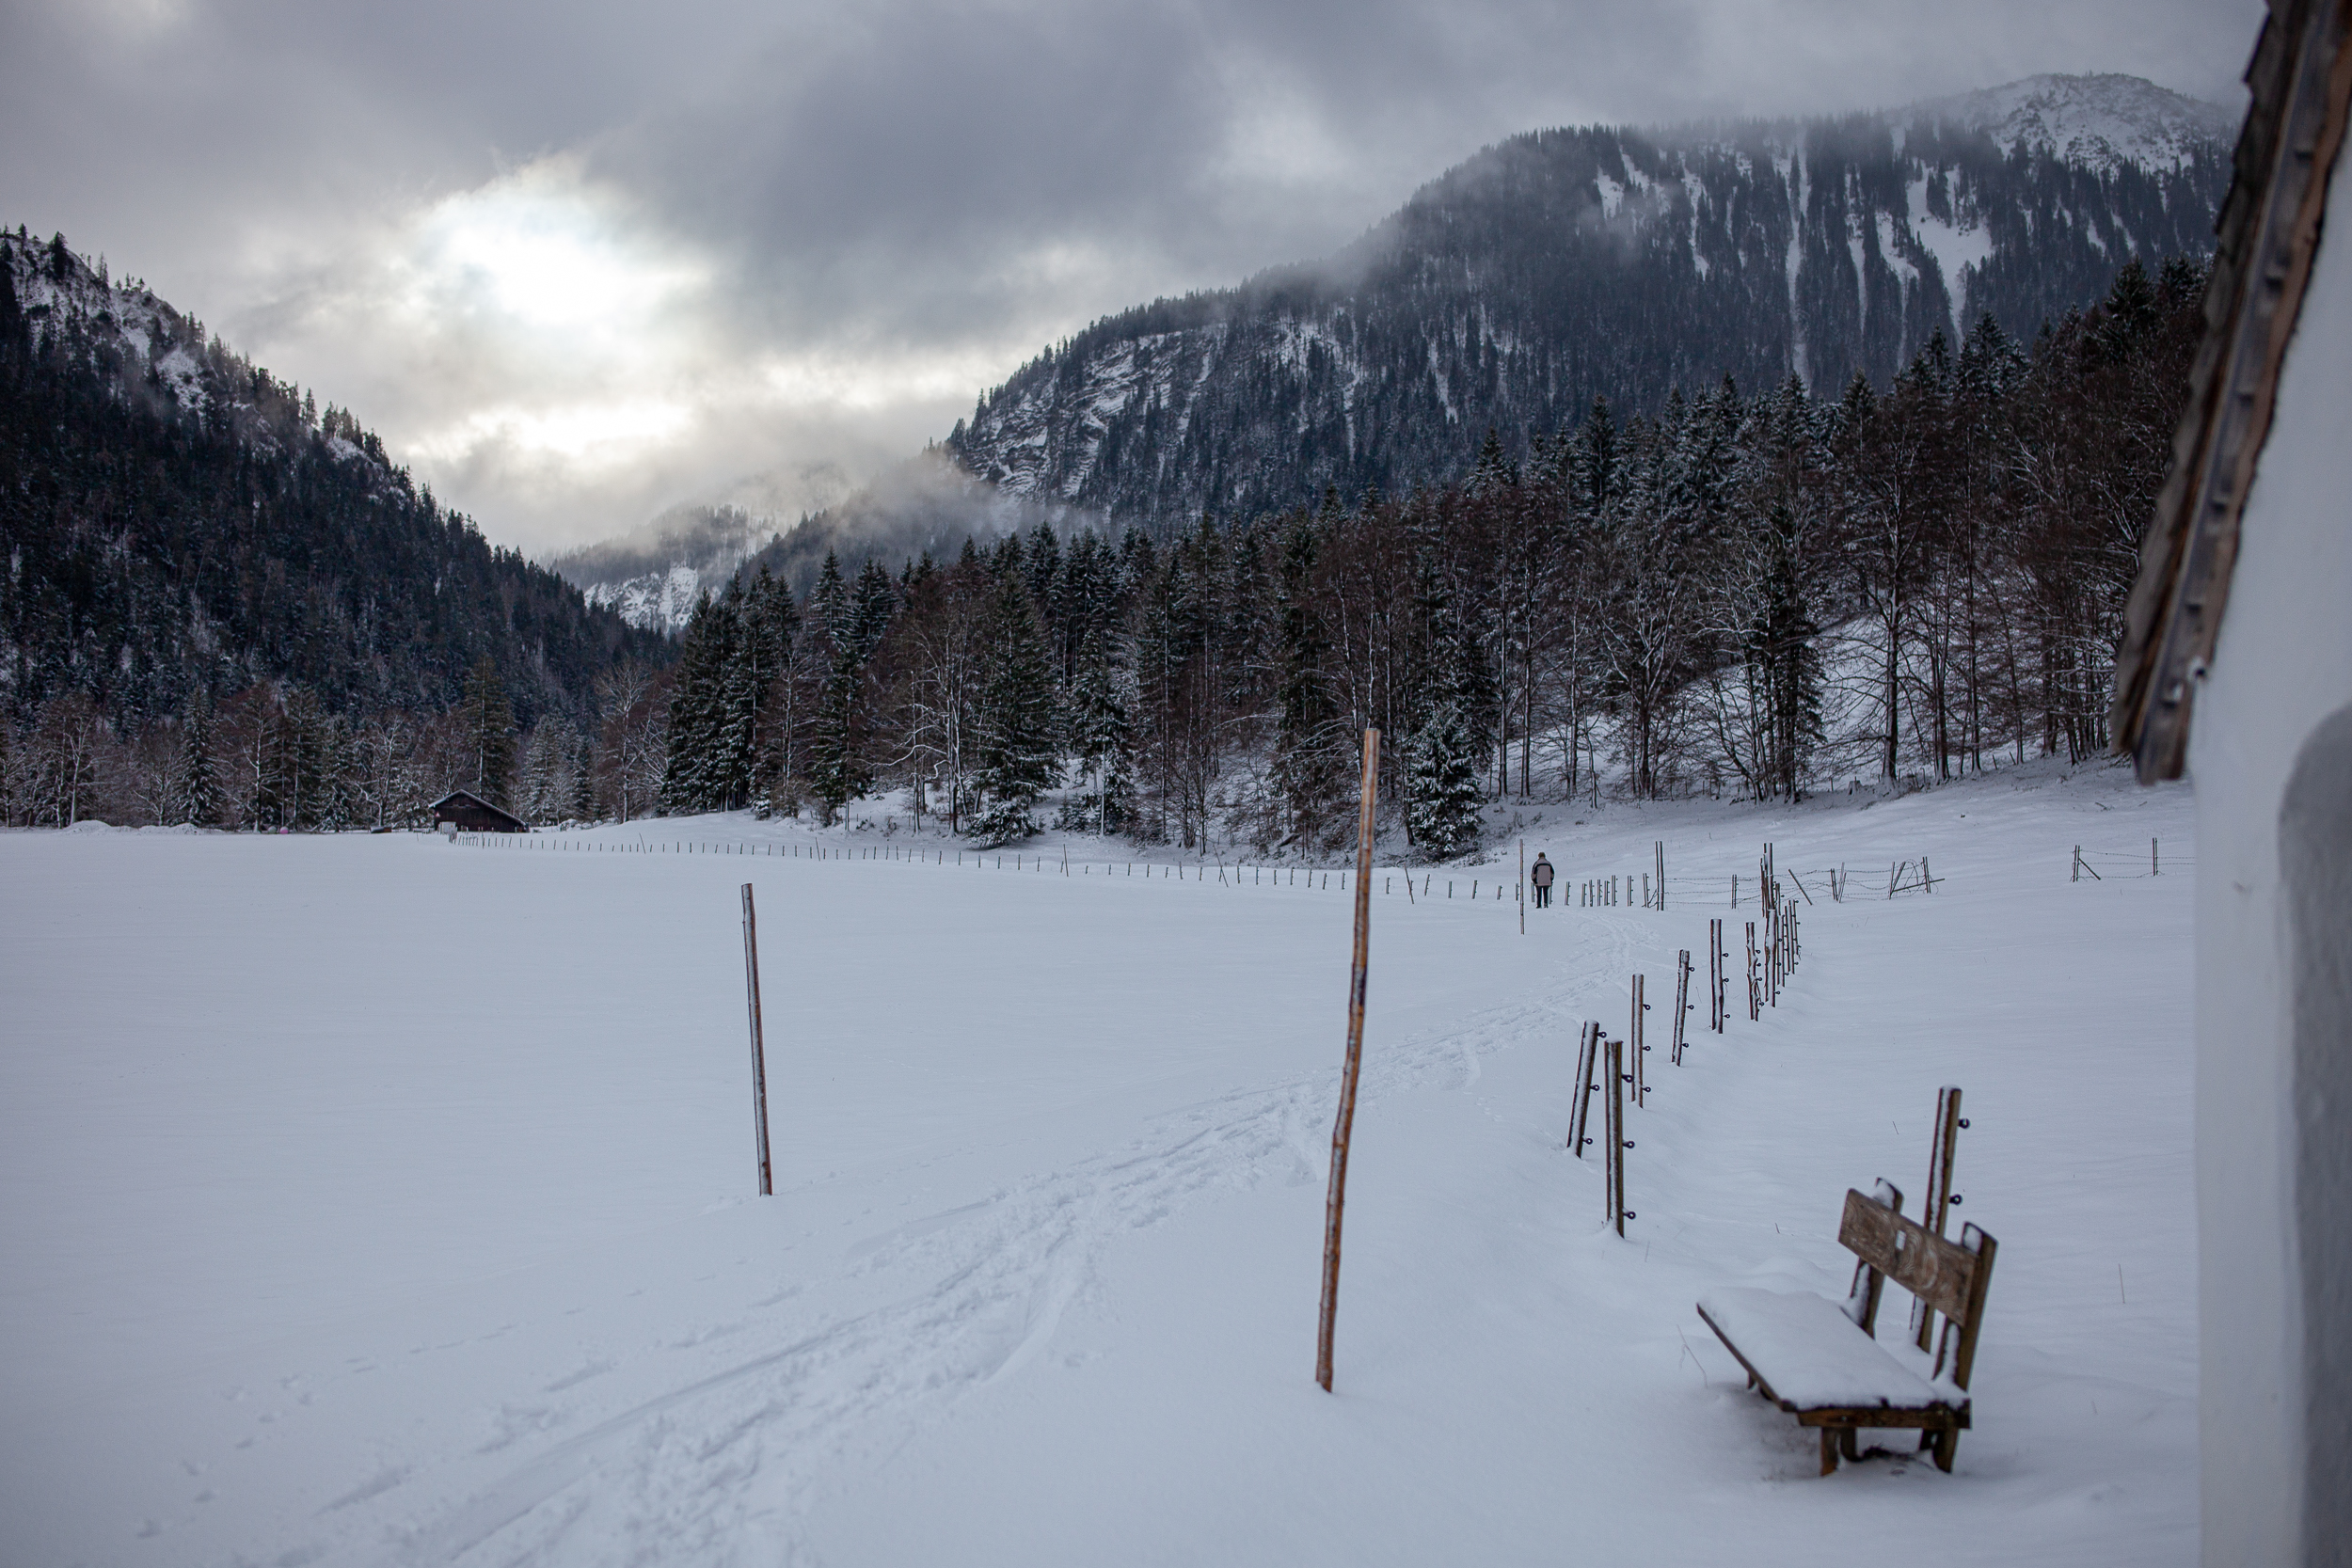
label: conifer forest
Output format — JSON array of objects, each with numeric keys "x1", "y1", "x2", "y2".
[
  {"x1": 648, "y1": 256, "x2": 2201, "y2": 856},
  {"x1": 3, "y1": 227, "x2": 2205, "y2": 851}
]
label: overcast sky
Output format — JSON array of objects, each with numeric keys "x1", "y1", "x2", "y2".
[{"x1": 4, "y1": 0, "x2": 2262, "y2": 557}]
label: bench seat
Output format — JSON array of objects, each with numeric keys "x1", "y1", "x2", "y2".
[
  {"x1": 1696, "y1": 1185, "x2": 1994, "y2": 1473},
  {"x1": 1697, "y1": 1288, "x2": 1963, "y2": 1413}
]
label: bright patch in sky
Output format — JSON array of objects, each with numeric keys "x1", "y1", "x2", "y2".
[
  {"x1": 399, "y1": 159, "x2": 707, "y2": 361},
  {"x1": 421, "y1": 399, "x2": 697, "y2": 467}
]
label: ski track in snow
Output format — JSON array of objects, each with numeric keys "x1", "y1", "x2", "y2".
[{"x1": 385, "y1": 918, "x2": 1634, "y2": 1568}]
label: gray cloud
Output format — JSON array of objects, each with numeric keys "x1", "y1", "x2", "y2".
[{"x1": 2, "y1": 0, "x2": 2263, "y2": 554}]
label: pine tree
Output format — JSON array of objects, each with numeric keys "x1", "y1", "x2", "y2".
[
  {"x1": 812, "y1": 551, "x2": 850, "y2": 647},
  {"x1": 745, "y1": 566, "x2": 800, "y2": 813},
  {"x1": 805, "y1": 630, "x2": 867, "y2": 827},
  {"x1": 1468, "y1": 427, "x2": 1516, "y2": 495},
  {"x1": 1023, "y1": 522, "x2": 1062, "y2": 620},
  {"x1": 849, "y1": 558, "x2": 896, "y2": 666},
  {"x1": 660, "y1": 594, "x2": 725, "y2": 814},
  {"x1": 1406, "y1": 699, "x2": 1484, "y2": 859},
  {"x1": 458, "y1": 657, "x2": 517, "y2": 806},
  {"x1": 1407, "y1": 562, "x2": 1488, "y2": 855},
  {"x1": 1577, "y1": 395, "x2": 1616, "y2": 515},
  {"x1": 708, "y1": 585, "x2": 759, "y2": 809},
  {"x1": 1063, "y1": 626, "x2": 1134, "y2": 835},
  {"x1": 1750, "y1": 504, "x2": 1824, "y2": 799},
  {"x1": 175, "y1": 692, "x2": 225, "y2": 826},
  {"x1": 969, "y1": 573, "x2": 1058, "y2": 845},
  {"x1": 1271, "y1": 521, "x2": 1346, "y2": 849}
]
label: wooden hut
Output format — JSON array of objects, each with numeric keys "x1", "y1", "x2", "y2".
[
  {"x1": 427, "y1": 789, "x2": 528, "y2": 834},
  {"x1": 2111, "y1": 3, "x2": 2352, "y2": 1559}
]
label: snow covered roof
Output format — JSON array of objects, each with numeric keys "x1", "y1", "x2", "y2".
[{"x1": 2112, "y1": 0, "x2": 2350, "y2": 783}]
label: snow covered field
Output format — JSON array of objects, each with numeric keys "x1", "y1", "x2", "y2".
[{"x1": 1, "y1": 764, "x2": 2196, "y2": 1567}]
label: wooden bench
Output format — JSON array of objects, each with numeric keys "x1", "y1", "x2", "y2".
[{"x1": 1696, "y1": 1180, "x2": 1996, "y2": 1475}]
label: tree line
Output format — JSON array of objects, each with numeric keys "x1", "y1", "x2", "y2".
[
  {"x1": 634, "y1": 253, "x2": 2206, "y2": 857},
  {"x1": 5, "y1": 255, "x2": 2201, "y2": 853}
]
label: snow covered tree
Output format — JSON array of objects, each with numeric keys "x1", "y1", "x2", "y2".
[
  {"x1": 969, "y1": 572, "x2": 1058, "y2": 845},
  {"x1": 812, "y1": 551, "x2": 850, "y2": 646},
  {"x1": 848, "y1": 558, "x2": 897, "y2": 666},
  {"x1": 660, "y1": 593, "x2": 729, "y2": 814},
  {"x1": 1406, "y1": 555, "x2": 1488, "y2": 856},
  {"x1": 805, "y1": 646, "x2": 868, "y2": 826},
  {"x1": 175, "y1": 693, "x2": 225, "y2": 827},
  {"x1": 1406, "y1": 699, "x2": 1484, "y2": 859},
  {"x1": 1061, "y1": 626, "x2": 1134, "y2": 836},
  {"x1": 519, "y1": 714, "x2": 581, "y2": 822}
]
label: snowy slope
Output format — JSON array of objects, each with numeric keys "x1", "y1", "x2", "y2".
[
  {"x1": 0, "y1": 763, "x2": 2196, "y2": 1566},
  {"x1": 2, "y1": 232, "x2": 396, "y2": 482},
  {"x1": 1915, "y1": 73, "x2": 2240, "y2": 175},
  {"x1": 580, "y1": 562, "x2": 712, "y2": 635}
]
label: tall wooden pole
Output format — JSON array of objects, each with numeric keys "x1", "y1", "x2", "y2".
[
  {"x1": 1914, "y1": 1085, "x2": 1965, "y2": 1349},
  {"x1": 1519, "y1": 839, "x2": 1526, "y2": 934},
  {"x1": 1317, "y1": 728, "x2": 1380, "y2": 1392},
  {"x1": 1568, "y1": 1021, "x2": 1599, "y2": 1157},
  {"x1": 740, "y1": 883, "x2": 773, "y2": 1197},
  {"x1": 1630, "y1": 973, "x2": 1646, "y2": 1106},
  {"x1": 1605, "y1": 1035, "x2": 1628, "y2": 1235}
]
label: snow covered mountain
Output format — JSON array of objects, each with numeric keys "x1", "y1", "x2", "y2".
[
  {"x1": 4, "y1": 229, "x2": 394, "y2": 480},
  {"x1": 1915, "y1": 72, "x2": 2239, "y2": 175},
  {"x1": 942, "y1": 74, "x2": 2233, "y2": 531},
  {"x1": 581, "y1": 564, "x2": 710, "y2": 636},
  {"x1": 1, "y1": 229, "x2": 660, "y2": 724},
  {"x1": 549, "y1": 506, "x2": 779, "y2": 636}
]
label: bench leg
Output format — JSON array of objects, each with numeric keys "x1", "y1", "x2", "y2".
[
  {"x1": 1838, "y1": 1427, "x2": 1862, "y2": 1463},
  {"x1": 1931, "y1": 1424, "x2": 1960, "y2": 1473},
  {"x1": 1820, "y1": 1428, "x2": 1839, "y2": 1476}
]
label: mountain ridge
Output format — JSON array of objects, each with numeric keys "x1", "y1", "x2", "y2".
[
  {"x1": 935, "y1": 71, "x2": 2232, "y2": 533},
  {"x1": 0, "y1": 228, "x2": 664, "y2": 728}
]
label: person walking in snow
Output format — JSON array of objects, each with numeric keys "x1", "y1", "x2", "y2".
[{"x1": 1530, "y1": 852, "x2": 1554, "y2": 909}]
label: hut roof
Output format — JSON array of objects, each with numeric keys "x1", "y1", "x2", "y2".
[
  {"x1": 2112, "y1": 0, "x2": 2352, "y2": 782},
  {"x1": 427, "y1": 789, "x2": 529, "y2": 832}
]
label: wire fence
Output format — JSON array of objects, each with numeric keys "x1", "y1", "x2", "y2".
[{"x1": 447, "y1": 826, "x2": 2188, "y2": 906}]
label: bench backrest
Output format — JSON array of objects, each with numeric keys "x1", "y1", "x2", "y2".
[{"x1": 1839, "y1": 1185, "x2": 1998, "y2": 1390}]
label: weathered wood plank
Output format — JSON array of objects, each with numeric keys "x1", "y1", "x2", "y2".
[{"x1": 1838, "y1": 1187, "x2": 1979, "y2": 1322}]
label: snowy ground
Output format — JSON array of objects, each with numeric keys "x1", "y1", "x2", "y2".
[{"x1": 1, "y1": 763, "x2": 2196, "y2": 1566}]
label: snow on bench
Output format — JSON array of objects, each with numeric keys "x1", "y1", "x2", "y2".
[{"x1": 1697, "y1": 1180, "x2": 1996, "y2": 1475}]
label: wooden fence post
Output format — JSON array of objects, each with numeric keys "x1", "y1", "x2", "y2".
[
  {"x1": 1631, "y1": 974, "x2": 1647, "y2": 1106},
  {"x1": 1605, "y1": 1036, "x2": 1629, "y2": 1235},
  {"x1": 1746, "y1": 921, "x2": 1759, "y2": 1021},
  {"x1": 1709, "y1": 918, "x2": 1725, "y2": 1033},
  {"x1": 740, "y1": 883, "x2": 773, "y2": 1198},
  {"x1": 1656, "y1": 840, "x2": 1667, "y2": 911},
  {"x1": 1673, "y1": 950, "x2": 1692, "y2": 1065},
  {"x1": 1316, "y1": 728, "x2": 1381, "y2": 1393},
  {"x1": 1568, "y1": 1021, "x2": 1599, "y2": 1157},
  {"x1": 1912, "y1": 1085, "x2": 1965, "y2": 1349}
]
